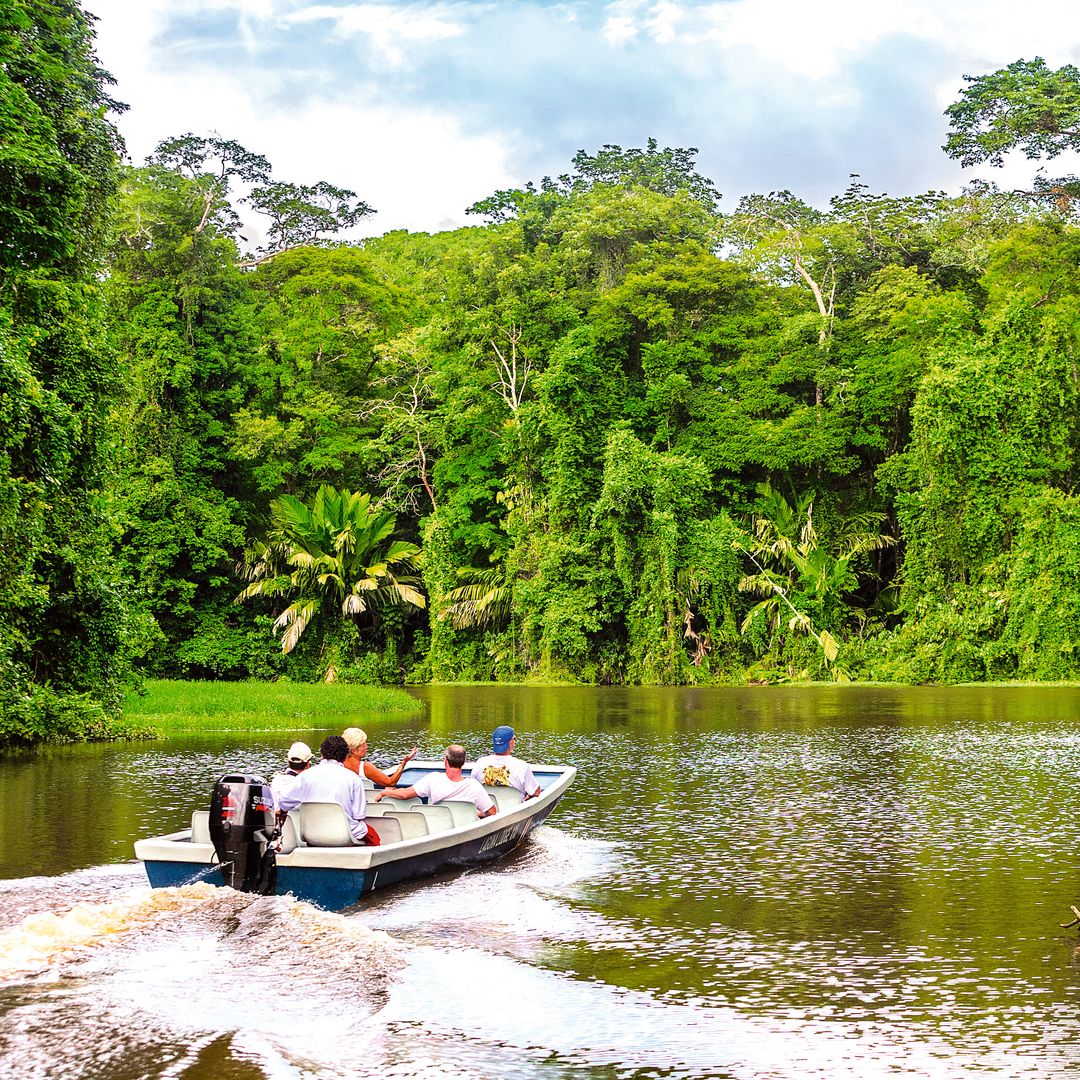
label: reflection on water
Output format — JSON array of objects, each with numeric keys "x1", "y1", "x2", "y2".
[{"x1": 3, "y1": 685, "x2": 1080, "y2": 1077}]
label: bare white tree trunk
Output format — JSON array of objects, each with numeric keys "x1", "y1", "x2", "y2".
[{"x1": 491, "y1": 323, "x2": 531, "y2": 413}]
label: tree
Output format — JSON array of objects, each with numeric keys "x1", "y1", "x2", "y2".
[
  {"x1": 468, "y1": 139, "x2": 719, "y2": 223},
  {"x1": 441, "y1": 566, "x2": 512, "y2": 630},
  {"x1": 736, "y1": 483, "x2": 895, "y2": 674},
  {"x1": 237, "y1": 486, "x2": 425, "y2": 663},
  {"x1": 233, "y1": 245, "x2": 413, "y2": 495},
  {"x1": 109, "y1": 162, "x2": 259, "y2": 676},
  {"x1": 148, "y1": 132, "x2": 376, "y2": 261},
  {"x1": 247, "y1": 181, "x2": 373, "y2": 254},
  {"x1": 564, "y1": 139, "x2": 720, "y2": 209},
  {"x1": 0, "y1": 0, "x2": 151, "y2": 743},
  {"x1": 944, "y1": 58, "x2": 1080, "y2": 208},
  {"x1": 148, "y1": 133, "x2": 270, "y2": 239},
  {"x1": 359, "y1": 326, "x2": 439, "y2": 514}
]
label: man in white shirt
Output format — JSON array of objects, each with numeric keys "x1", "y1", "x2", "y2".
[
  {"x1": 470, "y1": 725, "x2": 541, "y2": 799},
  {"x1": 277, "y1": 735, "x2": 377, "y2": 844},
  {"x1": 373, "y1": 745, "x2": 496, "y2": 818}
]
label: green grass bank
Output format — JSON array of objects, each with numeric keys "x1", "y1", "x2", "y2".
[{"x1": 123, "y1": 680, "x2": 422, "y2": 737}]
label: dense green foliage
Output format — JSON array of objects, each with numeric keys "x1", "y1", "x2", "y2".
[
  {"x1": 88, "y1": 62, "x2": 1080, "y2": 691},
  {"x1": 0, "y1": 0, "x2": 153, "y2": 745},
  {"x1": 237, "y1": 484, "x2": 424, "y2": 676},
  {"x1": 8, "y1": 22, "x2": 1080, "y2": 750}
]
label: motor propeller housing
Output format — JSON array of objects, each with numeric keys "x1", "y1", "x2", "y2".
[{"x1": 208, "y1": 774, "x2": 277, "y2": 894}]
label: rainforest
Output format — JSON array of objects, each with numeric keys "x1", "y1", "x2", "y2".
[{"x1": 6, "y1": 4, "x2": 1080, "y2": 744}]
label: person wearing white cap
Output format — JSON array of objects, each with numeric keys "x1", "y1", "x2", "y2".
[
  {"x1": 269, "y1": 740, "x2": 312, "y2": 809},
  {"x1": 470, "y1": 726, "x2": 541, "y2": 799}
]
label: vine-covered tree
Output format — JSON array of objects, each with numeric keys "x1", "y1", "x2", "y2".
[{"x1": 0, "y1": 0, "x2": 150, "y2": 743}]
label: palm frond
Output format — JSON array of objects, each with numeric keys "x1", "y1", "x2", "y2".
[
  {"x1": 343, "y1": 594, "x2": 368, "y2": 616},
  {"x1": 273, "y1": 600, "x2": 317, "y2": 654}
]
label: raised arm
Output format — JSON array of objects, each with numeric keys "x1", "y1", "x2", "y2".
[{"x1": 364, "y1": 746, "x2": 418, "y2": 789}]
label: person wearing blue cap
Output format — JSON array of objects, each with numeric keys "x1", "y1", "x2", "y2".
[{"x1": 470, "y1": 725, "x2": 542, "y2": 799}]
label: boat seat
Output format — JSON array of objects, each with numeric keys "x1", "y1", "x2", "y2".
[
  {"x1": 362, "y1": 777, "x2": 375, "y2": 789},
  {"x1": 384, "y1": 810, "x2": 428, "y2": 839},
  {"x1": 279, "y1": 810, "x2": 302, "y2": 853},
  {"x1": 440, "y1": 800, "x2": 480, "y2": 827},
  {"x1": 483, "y1": 786, "x2": 523, "y2": 811},
  {"x1": 413, "y1": 803, "x2": 454, "y2": 832},
  {"x1": 370, "y1": 815, "x2": 403, "y2": 844},
  {"x1": 191, "y1": 810, "x2": 210, "y2": 845},
  {"x1": 300, "y1": 802, "x2": 355, "y2": 846},
  {"x1": 364, "y1": 803, "x2": 390, "y2": 817}
]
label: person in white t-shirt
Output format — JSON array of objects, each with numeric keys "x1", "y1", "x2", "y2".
[
  {"x1": 277, "y1": 735, "x2": 379, "y2": 845},
  {"x1": 372, "y1": 744, "x2": 496, "y2": 818},
  {"x1": 470, "y1": 725, "x2": 542, "y2": 799}
]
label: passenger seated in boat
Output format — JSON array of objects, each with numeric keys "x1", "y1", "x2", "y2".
[
  {"x1": 373, "y1": 744, "x2": 496, "y2": 818},
  {"x1": 342, "y1": 726, "x2": 418, "y2": 788},
  {"x1": 270, "y1": 741, "x2": 312, "y2": 812},
  {"x1": 470, "y1": 725, "x2": 542, "y2": 800},
  {"x1": 277, "y1": 735, "x2": 381, "y2": 846}
]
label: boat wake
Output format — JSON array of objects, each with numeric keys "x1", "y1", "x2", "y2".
[
  {"x1": 360, "y1": 825, "x2": 618, "y2": 955},
  {"x1": 0, "y1": 874, "x2": 402, "y2": 1079},
  {"x1": 0, "y1": 863, "x2": 145, "y2": 932},
  {"x1": 0, "y1": 827, "x2": 1021, "y2": 1079}
]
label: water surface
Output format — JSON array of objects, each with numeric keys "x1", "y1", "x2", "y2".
[{"x1": 2, "y1": 685, "x2": 1080, "y2": 1077}]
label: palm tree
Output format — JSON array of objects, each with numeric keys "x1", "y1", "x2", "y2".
[
  {"x1": 736, "y1": 482, "x2": 894, "y2": 668},
  {"x1": 440, "y1": 567, "x2": 512, "y2": 630},
  {"x1": 237, "y1": 485, "x2": 424, "y2": 655}
]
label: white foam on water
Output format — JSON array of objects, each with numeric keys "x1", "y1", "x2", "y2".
[
  {"x1": 0, "y1": 829, "x2": 1032, "y2": 1079},
  {"x1": 0, "y1": 882, "x2": 229, "y2": 980},
  {"x1": 0, "y1": 882, "x2": 405, "y2": 1078},
  {"x1": 371, "y1": 944, "x2": 1010, "y2": 1080},
  {"x1": 364, "y1": 826, "x2": 620, "y2": 953},
  {"x1": 0, "y1": 863, "x2": 147, "y2": 930},
  {"x1": 0, "y1": 862, "x2": 141, "y2": 893}
]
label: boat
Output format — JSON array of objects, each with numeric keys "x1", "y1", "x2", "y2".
[{"x1": 134, "y1": 759, "x2": 576, "y2": 910}]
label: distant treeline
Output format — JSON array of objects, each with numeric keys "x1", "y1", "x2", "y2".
[{"x1": 5, "y1": 3, "x2": 1080, "y2": 743}]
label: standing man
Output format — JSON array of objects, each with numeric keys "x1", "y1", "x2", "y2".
[
  {"x1": 373, "y1": 745, "x2": 496, "y2": 818},
  {"x1": 277, "y1": 735, "x2": 379, "y2": 845},
  {"x1": 470, "y1": 725, "x2": 542, "y2": 799}
]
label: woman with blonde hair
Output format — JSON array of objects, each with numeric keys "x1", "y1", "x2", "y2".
[{"x1": 342, "y1": 726, "x2": 418, "y2": 788}]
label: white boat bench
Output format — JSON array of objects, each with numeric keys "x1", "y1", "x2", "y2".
[
  {"x1": 483, "y1": 786, "x2": 523, "y2": 812},
  {"x1": 298, "y1": 801, "x2": 403, "y2": 846},
  {"x1": 191, "y1": 795, "x2": 500, "y2": 855},
  {"x1": 383, "y1": 810, "x2": 429, "y2": 839},
  {"x1": 440, "y1": 800, "x2": 482, "y2": 827}
]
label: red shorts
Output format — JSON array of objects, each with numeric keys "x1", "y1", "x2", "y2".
[{"x1": 356, "y1": 823, "x2": 380, "y2": 846}]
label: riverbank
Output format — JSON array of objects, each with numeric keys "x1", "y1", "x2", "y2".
[{"x1": 121, "y1": 679, "x2": 422, "y2": 737}]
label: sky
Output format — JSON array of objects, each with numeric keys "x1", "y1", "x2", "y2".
[{"x1": 85, "y1": 0, "x2": 1080, "y2": 242}]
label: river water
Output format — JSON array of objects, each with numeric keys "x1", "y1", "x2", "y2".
[{"x1": 2, "y1": 685, "x2": 1080, "y2": 1078}]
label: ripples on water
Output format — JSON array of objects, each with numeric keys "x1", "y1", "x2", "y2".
[{"x1": 3, "y1": 688, "x2": 1080, "y2": 1076}]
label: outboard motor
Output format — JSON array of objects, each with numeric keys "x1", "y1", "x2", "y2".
[{"x1": 208, "y1": 774, "x2": 277, "y2": 894}]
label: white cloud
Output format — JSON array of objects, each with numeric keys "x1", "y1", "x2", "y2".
[
  {"x1": 89, "y1": 0, "x2": 516, "y2": 237},
  {"x1": 85, "y1": 0, "x2": 1080, "y2": 230},
  {"x1": 645, "y1": 2, "x2": 685, "y2": 44},
  {"x1": 599, "y1": 18, "x2": 637, "y2": 46},
  {"x1": 283, "y1": 3, "x2": 470, "y2": 65}
]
